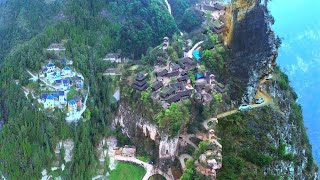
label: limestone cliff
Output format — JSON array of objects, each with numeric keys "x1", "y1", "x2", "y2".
[
  {"x1": 216, "y1": 0, "x2": 318, "y2": 179},
  {"x1": 262, "y1": 70, "x2": 319, "y2": 179},
  {"x1": 114, "y1": 104, "x2": 179, "y2": 164},
  {"x1": 226, "y1": 0, "x2": 278, "y2": 103}
]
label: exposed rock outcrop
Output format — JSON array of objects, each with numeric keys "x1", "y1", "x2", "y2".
[{"x1": 114, "y1": 104, "x2": 179, "y2": 166}]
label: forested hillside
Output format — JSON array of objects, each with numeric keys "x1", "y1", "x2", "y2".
[
  {"x1": 0, "y1": 0, "x2": 179, "y2": 178},
  {"x1": 0, "y1": 0, "x2": 318, "y2": 179},
  {"x1": 168, "y1": 0, "x2": 201, "y2": 32},
  {"x1": 0, "y1": 0, "x2": 64, "y2": 61}
]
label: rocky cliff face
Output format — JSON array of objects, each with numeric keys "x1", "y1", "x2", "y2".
[
  {"x1": 114, "y1": 104, "x2": 179, "y2": 163},
  {"x1": 227, "y1": 1, "x2": 277, "y2": 103},
  {"x1": 262, "y1": 76, "x2": 319, "y2": 179},
  {"x1": 223, "y1": 0, "x2": 318, "y2": 178}
]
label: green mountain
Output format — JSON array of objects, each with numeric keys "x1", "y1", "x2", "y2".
[{"x1": 0, "y1": 0, "x2": 318, "y2": 179}]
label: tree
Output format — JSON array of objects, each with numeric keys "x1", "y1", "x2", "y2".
[
  {"x1": 179, "y1": 8, "x2": 203, "y2": 32},
  {"x1": 85, "y1": 109, "x2": 91, "y2": 121},
  {"x1": 214, "y1": 93, "x2": 223, "y2": 104},
  {"x1": 155, "y1": 103, "x2": 190, "y2": 135}
]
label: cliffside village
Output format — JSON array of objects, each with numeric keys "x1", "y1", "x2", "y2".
[
  {"x1": 130, "y1": 1, "x2": 227, "y2": 109},
  {"x1": 132, "y1": 36, "x2": 226, "y2": 109},
  {"x1": 196, "y1": 1, "x2": 227, "y2": 34}
]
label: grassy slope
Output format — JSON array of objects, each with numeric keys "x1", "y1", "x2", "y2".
[{"x1": 109, "y1": 162, "x2": 146, "y2": 180}]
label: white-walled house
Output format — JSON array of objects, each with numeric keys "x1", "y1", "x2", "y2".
[
  {"x1": 59, "y1": 91, "x2": 66, "y2": 104},
  {"x1": 47, "y1": 43, "x2": 66, "y2": 51},
  {"x1": 44, "y1": 94, "x2": 54, "y2": 109},
  {"x1": 68, "y1": 100, "x2": 77, "y2": 114},
  {"x1": 103, "y1": 53, "x2": 122, "y2": 63},
  {"x1": 62, "y1": 67, "x2": 72, "y2": 77},
  {"x1": 46, "y1": 63, "x2": 56, "y2": 73}
]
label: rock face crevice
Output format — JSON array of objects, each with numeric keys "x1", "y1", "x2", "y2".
[{"x1": 114, "y1": 104, "x2": 179, "y2": 166}]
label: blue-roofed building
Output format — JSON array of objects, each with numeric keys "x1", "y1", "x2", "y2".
[
  {"x1": 192, "y1": 50, "x2": 201, "y2": 61},
  {"x1": 47, "y1": 63, "x2": 55, "y2": 67},
  {"x1": 46, "y1": 63, "x2": 56, "y2": 72},
  {"x1": 51, "y1": 93, "x2": 59, "y2": 99},
  {"x1": 58, "y1": 91, "x2": 66, "y2": 103},
  {"x1": 41, "y1": 94, "x2": 48, "y2": 101},
  {"x1": 47, "y1": 94, "x2": 54, "y2": 100},
  {"x1": 44, "y1": 94, "x2": 54, "y2": 109},
  {"x1": 51, "y1": 93, "x2": 59, "y2": 106},
  {"x1": 60, "y1": 58, "x2": 66, "y2": 64},
  {"x1": 75, "y1": 75, "x2": 84, "y2": 89},
  {"x1": 63, "y1": 79, "x2": 70, "y2": 86},
  {"x1": 59, "y1": 91, "x2": 65, "y2": 96},
  {"x1": 55, "y1": 79, "x2": 62, "y2": 84},
  {"x1": 63, "y1": 66, "x2": 71, "y2": 70},
  {"x1": 69, "y1": 100, "x2": 76, "y2": 105},
  {"x1": 62, "y1": 66, "x2": 72, "y2": 76}
]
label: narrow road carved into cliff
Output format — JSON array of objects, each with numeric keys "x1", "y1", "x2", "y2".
[{"x1": 216, "y1": 76, "x2": 274, "y2": 119}]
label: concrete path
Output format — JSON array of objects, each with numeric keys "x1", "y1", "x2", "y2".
[
  {"x1": 114, "y1": 155, "x2": 174, "y2": 180},
  {"x1": 179, "y1": 134, "x2": 198, "y2": 149},
  {"x1": 202, "y1": 118, "x2": 218, "y2": 130},
  {"x1": 27, "y1": 70, "x2": 60, "y2": 90},
  {"x1": 217, "y1": 110, "x2": 238, "y2": 119},
  {"x1": 216, "y1": 76, "x2": 274, "y2": 119},
  {"x1": 164, "y1": 0, "x2": 172, "y2": 15},
  {"x1": 178, "y1": 154, "x2": 193, "y2": 171},
  {"x1": 186, "y1": 41, "x2": 204, "y2": 58},
  {"x1": 66, "y1": 86, "x2": 89, "y2": 122}
]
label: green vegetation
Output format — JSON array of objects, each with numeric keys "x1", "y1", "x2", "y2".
[
  {"x1": 179, "y1": 8, "x2": 203, "y2": 32},
  {"x1": 155, "y1": 103, "x2": 190, "y2": 136},
  {"x1": 216, "y1": 111, "x2": 275, "y2": 179},
  {"x1": 109, "y1": 162, "x2": 146, "y2": 180},
  {"x1": 180, "y1": 159, "x2": 196, "y2": 180},
  {"x1": 108, "y1": 0, "x2": 178, "y2": 58},
  {"x1": 0, "y1": 0, "x2": 180, "y2": 178},
  {"x1": 275, "y1": 66, "x2": 290, "y2": 90},
  {"x1": 67, "y1": 88, "x2": 79, "y2": 101},
  {"x1": 214, "y1": 93, "x2": 223, "y2": 103},
  {"x1": 180, "y1": 140, "x2": 212, "y2": 179},
  {"x1": 187, "y1": 70, "x2": 196, "y2": 86},
  {"x1": 201, "y1": 44, "x2": 226, "y2": 74},
  {"x1": 0, "y1": 0, "x2": 63, "y2": 61},
  {"x1": 137, "y1": 155, "x2": 151, "y2": 163},
  {"x1": 216, "y1": 103, "x2": 318, "y2": 179},
  {"x1": 168, "y1": 0, "x2": 199, "y2": 31},
  {"x1": 0, "y1": 1, "x2": 318, "y2": 179}
]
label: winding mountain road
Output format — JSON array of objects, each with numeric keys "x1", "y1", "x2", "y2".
[
  {"x1": 178, "y1": 154, "x2": 193, "y2": 171},
  {"x1": 216, "y1": 77, "x2": 274, "y2": 119},
  {"x1": 179, "y1": 134, "x2": 198, "y2": 149}
]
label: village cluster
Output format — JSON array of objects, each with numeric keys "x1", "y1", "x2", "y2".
[
  {"x1": 196, "y1": 1, "x2": 227, "y2": 34},
  {"x1": 23, "y1": 42, "x2": 88, "y2": 122},
  {"x1": 132, "y1": 37, "x2": 226, "y2": 109},
  {"x1": 39, "y1": 61, "x2": 85, "y2": 115}
]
